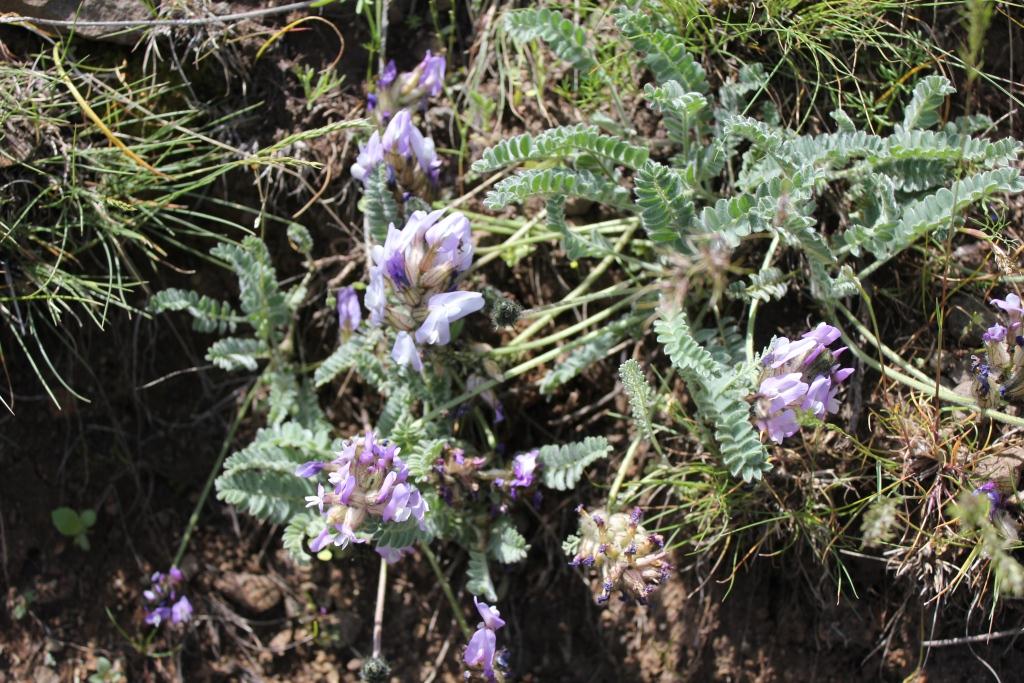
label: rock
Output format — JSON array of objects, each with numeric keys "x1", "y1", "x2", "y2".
[
  {"x1": 5, "y1": 0, "x2": 154, "y2": 45},
  {"x1": 213, "y1": 572, "x2": 282, "y2": 613}
]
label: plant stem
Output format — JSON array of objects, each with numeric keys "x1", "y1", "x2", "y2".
[
  {"x1": 831, "y1": 310, "x2": 1024, "y2": 429},
  {"x1": 173, "y1": 383, "x2": 258, "y2": 567},
  {"x1": 745, "y1": 233, "x2": 780, "y2": 363},
  {"x1": 471, "y1": 210, "x2": 546, "y2": 272},
  {"x1": 372, "y1": 557, "x2": 387, "y2": 658},
  {"x1": 607, "y1": 437, "x2": 643, "y2": 510},
  {"x1": 492, "y1": 286, "x2": 653, "y2": 356},
  {"x1": 508, "y1": 221, "x2": 639, "y2": 347},
  {"x1": 418, "y1": 541, "x2": 472, "y2": 640}
]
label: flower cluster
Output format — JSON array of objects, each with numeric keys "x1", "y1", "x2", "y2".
[
  {"x1": 295, "y1": 430, "x2": 428, "y2": 552},
  {"x1": 368, "y1": 52, "x2": 445, "y2": 121},
  {"x1": 351, "y1": 110, "x2": 442, "y2": 195},
  {"x1": 143, "y1": 567, "x2": 192, "y2": 627},
  {"x1": 366, "y1": 209, "x2": 484, "y2": 370},
  {"x1": 493, "y1": 449, "x2": 539, "y2": 499},
  {"x1": 753, "y1": 322, "x2": 854, "y2": 443},
  {"x1": 971, "y1": 293, "x2": 1024, "y2": 407},
  {"x1": 463, "y1": 597, "x2": 508, "y2": 682},
  {"x1": 570, "y1": 506, "x2": 671, "y2": 605},
  {"x1": 433, "y1": 445, "x2": 487, "y2": 506}
]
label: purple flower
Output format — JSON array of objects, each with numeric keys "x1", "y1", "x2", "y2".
[
  {"x1": 295, "y1": 461, "x2": 325, "y2": 478},
  {"x1": 464, "y1": 598, "x2": 505, "y2": 681},
  {"x1": 415, "y1": 291, "x2": 485, "y2": 346},
  {"x1": 391, "y1": 331, "x2": 424, "y2": 371},
  {"x1": 762, "y1": 323, "x2": 841, "y2": 372},
  {"x1": 351, "y1": 132, "x2": 385, "y2": 183},
  {"x1": 300, "y1": 430, "x2": 428, "y2": 551},
  {"x1": 974, "y1": 481, "x2": 1006, "y2": 519},
  {"x1": 379, "y1": 60, "x2": 397, "y2": 88},
  {"x1": 754, "y1": 323, "x2": 854, "y2": 442},
  {"x1": 754, "y1": 373, "x2": 808, "y2": 443},
  {"x1": 417, "y1": 51, "x2": 446, "y2": 97},
  {"x1": 991, "y1": 293, "x2": 1024, "y2": 330},
  {"x1": 143, "y1": 567, "x2": 192, "y2": 627},
  {"x1": 337, "y1": 286, "x2": 362, "y2": 335},
  {"x1": 170, "y1": 596, "x2": 192, "y2": 624},
  {"x1": 510, "y1": 449, "x2": 539, "y2": 495},
  {"x1": 984, "y1": 324, "x2": 1007, "y2": 343},
  {"x1": 375, "y1": 544, "x2": 413, "y2": 564},
  {"x1": 366, "y1": 210, "x2": 482, "y2": 368},
  {"x1": 350, "y1": 109, "x2": 441, "y2": 188}
]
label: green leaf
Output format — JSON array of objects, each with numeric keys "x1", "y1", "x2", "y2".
[
  {"x1": 902, "y1": 75, "x2": 955, "y2": 130},
  {"x1": 79, "y1": 509, "x2": 97, "y2": 528},
  {"x1": 148, "y1": 288, "x2": 241, "y2": 335},
  {"x1": 614, "y1": 9, "x2": 708, "y2": 92},
  {"x1": 538, "y1": 436, "x2": 611, "y2": 491},
  {"x1": 286, "y1": 222, "x2": 313, "y2": 255},
  {"x1": 488, "y1": 518, "x2": 529, "y2": 564},
  {"x1": 484, "y1": 167, "x2": 632, "y2": 211},
  {"x1": 363, "y1": 164, "x2": 400, "y2": 243},
  {"x1": 466, "y1": 549, "x2": 497, "y2": 601},
  {"x1": 619, "y1": 359, "x2": 654, "y2": 440},
  {"x1": 206, "y1": 336, "x2": 265, "y2": 372},
  {"x1": 51, "y1": 507, "x2": 84, "y2": 537},
  {"x1": 472, "y1": 124, "x2": 648, "y2": 174},
  {"x1": 504, "y1": 8, "x2": 599, "y2": 73},
  {"x1": 282, "y1": 513, "x2": 315, "y2": 563},
  {"x1": 634, "y1": 159, "x2": 695, "y2": 248}
]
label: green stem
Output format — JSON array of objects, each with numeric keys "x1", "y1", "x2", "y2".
[
  {"x1": 745, "y1": 233, "x2": 780, "y2": 363},
  {"x1": 831, "y1": 311, "x2": 1024, "y2": 429},
  {"x1": 173, "y1": 383, "x2": 258, "y2": 567},
  {"x1": 418, "y1": 541, "x2": 472, "y2": 640},
  {"x1": 421, "y1": 312, "x2": 647, "y2": 424},
  {"x1": 492, "y1": 286, "x2": 653, "y2": 357},
  {"x1": 607, "y1": 437, "x2": 643, "y2": 510},
  {"x1": 508, "y1": 221, "x2": 640, "y2": 347},
  {"x1": 472, "y1": 210, "x2": 546, "y2": 272}
]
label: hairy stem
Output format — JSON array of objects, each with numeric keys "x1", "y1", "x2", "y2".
[{"x1": 372, "y1": 557, "x2": 388, "y2": 658}]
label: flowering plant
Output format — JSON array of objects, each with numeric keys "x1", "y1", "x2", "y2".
[
  {"x1": 143, "y1": 567, "x2": 192, "y2": 627},
  {"x1": 569, "y1": 506, "x2": 671, "y2": 605},
  {"x1": 367, "y1": 51, "x2": 446, "y2": 122},
  {"x1": 296, "y1": 429, "x2": 428, "y2": 552},
  {"x1": 971, "y1": 293, "x2": 1024, "y2": 406},
  {"x1": 753, "y1": 322, "x2": 854, "y2": 443},
  {"x1": 366, "y1": 209, "x2": 484, "y2": 370},
  {"x1": 352, "y1": 109, "x2": 442, "y2": 196}
]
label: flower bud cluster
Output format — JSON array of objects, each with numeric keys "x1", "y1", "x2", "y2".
[
  {"x1": 366, "y1": 209, "x2": 484, "y2": 370},
  {"x1": 570, "y1": 506, "x2": 671, "y2": 605},
  {"x1": 351, "y1": 109, "x2": 442, "y2": 196},
  {"x1": 493, "y1": 449, "x2": 539, "y2": 499},
  {"x1": 753, "y1": 322, "x2": 854, "y2": 443},
  {"x1": 971, "y1": 293, "x2": 1024, "y2": 406},
  {"x1": 432, "y1": 445, "x2": 487, "y2": 506},
  {"x1": 295, "y1": 430, "x2": 428, "y2": 552},
  {"x1": 368, "y1": 52, "x2": 446, "y2": 122},
  {"x1": 143, "y1": 567, "x2": 192, "y2": 627}
]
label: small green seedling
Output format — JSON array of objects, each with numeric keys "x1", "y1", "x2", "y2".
[
  {"x1": 88, "y1": 657, "x2": 123, "y2": 683},
  {"x1": 51, "y1": 507, "x2": 97, "y2": 551}
]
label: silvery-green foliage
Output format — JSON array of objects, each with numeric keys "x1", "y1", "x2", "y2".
[
  {"x1": 655, "y1": 309, "x2": 768, "y2": 482},
  {"x1": 467, "y1": 549, "x2": 498, "y2": 601},
  {"x1": 620, "y1": 359, "x2": 655, "y2": 441},
  {"x1": 538, "y1": 437, "x2": 611, "y2": 490},
  {"x1": 503, "y1": 7, "x2": 599, "y2": 73}
]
